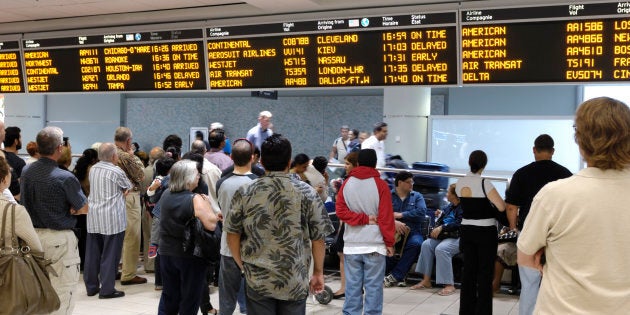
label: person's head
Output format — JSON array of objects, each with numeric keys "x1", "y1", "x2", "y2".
[
  {"x1": 312, "y1": 156, "x2": 328, "y2": 175},
  {"x1": 0, "y1": 157, "x2": 11, "y2": 190},
  {"x1": 260, "y1": 134, "x2": 291, "y2": 172},
  {"x1": 373, "y1": 122, "x2": 388, "y2": 141},
  {"x1": 231, "y1": 138, "x2": 254, "y2": 167},
  {"x1": 149, "y1": 146, "x2": 165, "y2": 165},
  {"x1": 162, "y1": 134, "x2": 183, "y2": 153},
  {"x1": 344, "y1": 151, "x2": 359, "y2": 173},
  {"x1": 469, "y1": 150, "x2": 487, "y2": 174},
  {"x1": 168, "y1": 160, "x2": 199, "y2": 192},
  {"x1": 209, "y1": 129, "x2": 225, "y2": 149},
  {"x1": 394, "y1": 171, "x2": 414, "y2": 194},
  {"x1": 291, "y1": 153, "x2": 310, "y2": 173},
  {"x1": 447, "y1": 183, "x2": 459, "y2": 204},
  {"x1": 3, "y1": 126, "x2": 21, "y2": 150},
  {"x1": 26, "y1": 141, "x2": 39, "y2": 158},
  {"x1": 73, "y1": 148, "x2": 98, "y2": 180},
  {"x1": 155, "y1": 157, "x2": 175, "y2": 177},
  {"x1": 132, "y1": 142, "x2": 140, "y2": 153},
  {"x1": 36, "y1": 126, "x2": 63, "y2": 157},
  {"x1": 358, "y1": 131, "x2": 369, "y2": 143},
  {"x1": 348, "y1": 129, "x2": 359, "y2": 141},
  {"x1": 165, "y1": 146, "x2": 181, "y2": 160},
  {"x1": 114, "y1": 127, "x2": 133, "y2": 150},
  {"x1": 182, "y1": 152, "x2": 204, "y2": 175},
  {"x1": 0, "y1": 121, "x2": 5, "y2": 143},
  {"x1": 98, "y1": 142, "x2": 118, "y2": 164},
  {"x1": 340, "y1": 125, "x2": 349, "y2": 140},
  {"x1": 58, "y1": 146, "x2": 72, "y2": 168},
  {"x1": 136, "y1": 150, "x2": 149, "y2": 167},
  {"x1": 574, "y1": 97, "x2": 630, "y2": 170},
  {"x1": 358, "y1": 149, "x2": 377, "y2": 168},
  {"x1": 195, "y1": 130, "x2": 205, "y2": 141},
  {"x1": 258, "y1": 110, "x2": 273, "y2": 130},
  {"x1": 253, "y1": 146, "x2": 261, "y2": 164},
  {"x1": 190, "y1": 140, "x2": 207, "y2": 155},
  {"x1": 533, "y1": 134, "x2": 555, "y2": 160}
]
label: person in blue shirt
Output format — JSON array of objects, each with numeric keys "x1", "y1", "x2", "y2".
[{"x1": 384, "y1": 171, "x2": 427, "y2": 287}]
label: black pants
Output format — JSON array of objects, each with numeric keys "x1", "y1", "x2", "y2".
[
  {"x1": 158, "y1": 255, "x2": 208, "y2": 315},
  {"x1": 459, "y1": 225, "x2": 498, "y2": 315}
]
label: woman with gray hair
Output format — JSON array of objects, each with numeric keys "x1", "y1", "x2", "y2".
[{"x1": 157, "y1": 160, "x2": 218, "y2": 315}]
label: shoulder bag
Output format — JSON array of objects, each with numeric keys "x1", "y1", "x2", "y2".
[
  {"x1": 433, "y1": 212, "x2": 460, "y2": 240},
  {"x1": 182, "y1": 194, "x2": 221, "y2": 263},
  {"x1": 0, "y1": 203, "x2": 60, "y2": 315}
]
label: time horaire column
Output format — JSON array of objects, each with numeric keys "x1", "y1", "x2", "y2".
[{"x1": 383, "y1": 86, "x2": 430, "y2": 164}]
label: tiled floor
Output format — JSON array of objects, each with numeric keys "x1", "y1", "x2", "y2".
[{"x1": 74, "y1": 269, "x2": 520, "y2": 315}]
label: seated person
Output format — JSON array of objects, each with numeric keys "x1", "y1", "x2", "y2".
[
  {"x1": 384, "y1": 171, "x2": 427, "y2": 287},
  {"x1": 411, "y1": 184, "x2": 463, "y2": 296},
  {"x1": 492, "y1": 228, "x2": 519, "y2": 293}
]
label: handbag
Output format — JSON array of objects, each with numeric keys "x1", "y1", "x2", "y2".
[
  {"x1": 433, "y1": 215, "x2": 460, "y2": 240},
  {"x1": 182, "y1": 195, "x2": 220, "y2": 263},
  {"x1": 0, "y1": 203, "x2": 60, "y2": 315},
  {"x1": 482, "y1": 179, "x2": 509, "y2": 226}
]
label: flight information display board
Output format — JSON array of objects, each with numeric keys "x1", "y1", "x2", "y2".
[
  {"x1": 22, "y1": 29, "x2": 206, "y2": 92},
  {"x1": 461, "y1": 2, "x2": 630, "y2": 84},
  {"x1": 206, "y1": 12, "x2": 458, "y2": 89},
  {"x1": 0, "y1": 41, "x2": 25, "y2": 93}
]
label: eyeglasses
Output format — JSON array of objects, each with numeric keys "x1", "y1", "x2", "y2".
[{"x1": 233, "y1": 138, "x2": 254, "y2": 152}]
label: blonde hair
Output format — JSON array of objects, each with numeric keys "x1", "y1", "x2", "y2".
[{"x1": 574, "y1": 97, "x2": 630, "y2": 170}]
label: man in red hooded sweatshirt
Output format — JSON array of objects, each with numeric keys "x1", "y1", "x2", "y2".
[{"x1": 336, "y1": 148, "x2": 395, "y2": 315}]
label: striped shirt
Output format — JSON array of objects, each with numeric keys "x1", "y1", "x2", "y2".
[{"x1": 87, "y1": 161, "x2": 132, "y2": 235}]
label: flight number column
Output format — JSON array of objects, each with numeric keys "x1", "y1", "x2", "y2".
[
  {"x1": 317, "y1": 34, "x2": 370, "y2": 86},
  {"x1": 79, "y1": 48, "x2": 101, "y2": 91},
  {"x1": 382, "y1": 31, "x2": 409, "y2": 84},
  {"x1": 565, "y1": 21, "x2": 604, "y2": 80},
  {"x1": 612, "y1": 19, "x2": 630, "y2": 79},
  {"x1": 282, "y1": 37, "x2": 309, "y2": 87}
]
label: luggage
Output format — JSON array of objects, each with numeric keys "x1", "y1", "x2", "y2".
[{"x1": 411, "y1": 162, "x2": 450, "y2": 189}]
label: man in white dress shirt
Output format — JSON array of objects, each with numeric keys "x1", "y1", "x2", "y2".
[{"x1": 361, "y1": 122, "x2": 389, "y2": 169}]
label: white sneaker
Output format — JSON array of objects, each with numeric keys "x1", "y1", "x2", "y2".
[{"x1": 384, "y1": 274, "x2": 398, "y2": 287}]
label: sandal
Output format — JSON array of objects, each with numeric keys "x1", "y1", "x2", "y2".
[
  {"x1": 437, "y1": 288, "x2": 457, "y2": 296},
  {"x1": 410, "y1": 283, "x2": 432, "y2": 290}
]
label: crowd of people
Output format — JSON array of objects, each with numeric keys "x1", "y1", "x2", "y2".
[{"x1": 1, "y1": 97, "x2": 629, "y2": 315}]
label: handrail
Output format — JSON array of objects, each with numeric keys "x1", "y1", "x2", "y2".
[{"x1": 327, "y1": 163, "x2": 510, "y2": 183}]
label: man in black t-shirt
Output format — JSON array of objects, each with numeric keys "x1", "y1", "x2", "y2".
[
  {"x1": 492, "y1": 135, "x2": 572, "y2": 306},
  {"x1": 3, "y1": 126, "x2": 26, "y2": 200}
]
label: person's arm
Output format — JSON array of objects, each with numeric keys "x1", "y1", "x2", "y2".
[
  {"x1": 310, "y1": 239, "x2": 326, "y2": 293},
  {"x1": 517, "y1": 248, "x2": 544, "y2": 273},
  {"x1": 193, "y1": 194, "x2": 218, "y2": 231},
  {"x1": 506, "y1": 203, "x2": 519, "y2": 230},
  {"x1": 15, "y1": 206, "x2": 43, "y2": 252},
  {"x1": 377, "y1": 181, "x2": 396, "y2": 248},
  {"x1": 227, "y1": 232, "x2": 244, "y2": 270},
  {"x1": 487, "y1": 187, "x2": 506, "y2": 211},
  {"x1": 329, "y1": 141, "x2": 338, "y2": 161},
  {"x1": 335, "y1": 182, "x2": 369, "y2": 226},
  {"x1": 70, "y1": 203, "x2": 88, "y2": 215}
]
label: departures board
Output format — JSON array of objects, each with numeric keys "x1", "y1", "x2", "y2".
[{"x1": 0, "y1": 1, "x2": 628, "y2": 93}]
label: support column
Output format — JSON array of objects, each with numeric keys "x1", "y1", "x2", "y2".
[{"x1": 383, "y1": 86, "x2": 430, "y2": 164}]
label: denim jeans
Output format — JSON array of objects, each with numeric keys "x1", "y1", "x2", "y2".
[
  {"x1": 416, "y1": 237, "x2": 460, "y2": 285},
  {"x1": 219, "y1": 255, "x2": 247, "y2": 315},
  {"x1": 518, "y1": 265, "x2": 541, "y2": 315},
  {"x1": 344, "y1": 252, "x2": 386, "y2": 315},
  {"x1": 386, "y1": 231, "x2": 423, "y2": 281}
]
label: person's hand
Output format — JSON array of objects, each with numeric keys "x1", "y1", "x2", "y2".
[
  {"x1": 217, "y1": 212, "x2": 224, "y2": 221},
  {"x1": 309, "y1": 273, "x2": 325, "y2": 294},
  {"x1": 430, "y1": 225, "x2": 442, "y2": 239},
  {"x1": 533, "y1": 248, "x2": 545, "y2": 274},
  {"x1": 394, "y1": 220, "x2": 409, "y2": 235},
  {"x1": 386, "y1": 246, "x2": 395, "y2": 257},
  {"x1": 149, "y1": 178, "x2": 161, "y2": 191},
  {"x1": 368, "y1": 215, "x2": 378, "y2": 225},
  {"x1": 434, "y1": 209, "x2": 442, "y2": 218},
  {"x1": 393, "y1": 212, "x2": 403, "y2": 219}
]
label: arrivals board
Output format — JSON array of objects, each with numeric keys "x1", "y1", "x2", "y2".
[
  {"x1": 22, "y1": 29, "x2": 206, "y2": 92},
  {"x1": 206, "y1": 12, "x2": 459, "y2": 89},
  {"x1": 0, "y1": 41, "x2": 25, "y2": 93},
  {"x1": 461, "y1": 2, "x2": 630, "y2": 84}
]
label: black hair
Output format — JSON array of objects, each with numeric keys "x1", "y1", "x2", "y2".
[
  {"x1": 155, "y1": 157, "x2": 175, "y2": 177},
  {"x1": 395, "y1": 171, "x2": 414, "y2": 187},
  {"x1": 373, "y1": 122, "x2": 388, "y2": 133},
  {"x1": 162, "y1": 134, "x2": 182, "y2": 151},
  {"x1": 182, "y1": 152, "x2": 204, "y2": 174},
  {"x1": 3, "y1": 126, "x2": 20, "y2": 147},
  {"x1": 312, "y1": 156, "x2": 328, "y2": 174},
  {"x1": 291, "y1": 153, "x2": 310, "y2": 168},
  {"x1": 73, "y1": 148, "x2": 99, "y2": 181},
  {"x1": 195, "y1": 130, "x2": 205, "y2": 141},
  {"x1": 208, "y1": 129, "x2": 225, "y2": 149},
  {"x1": 534, "y1": 134, "x2": 554, "y2": 152},
  {"x1": 165, "y1": 146, "x2": 181, "y2": 160},
  {"x1": 469, "y1": 150, "x2": 488, "y2": 173},
  {"x1": 260, "y1": 134, "x2": 292, "y2": 172}
]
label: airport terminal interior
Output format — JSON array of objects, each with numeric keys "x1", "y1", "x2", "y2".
[{"x1": 1, "y1": 0, "x2": 630, "y2": 314}]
